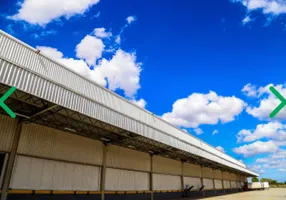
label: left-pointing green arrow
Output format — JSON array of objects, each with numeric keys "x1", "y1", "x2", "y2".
[{"x1": 0, "y1": 86, "x2": 16, "y2": 118}]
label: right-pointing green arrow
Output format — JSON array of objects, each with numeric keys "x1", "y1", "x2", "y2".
[{"x1": 269, "y1": 86, "x2": 286, "y2": 118}]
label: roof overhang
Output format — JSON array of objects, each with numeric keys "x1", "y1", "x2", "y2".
[{"x1": 0, "y1": 30, "x2": 258, "y2": 177}]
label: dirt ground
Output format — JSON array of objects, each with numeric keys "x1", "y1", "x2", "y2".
[{"x1": 202, "y1": 189, "x2": 286, "y2": 200}]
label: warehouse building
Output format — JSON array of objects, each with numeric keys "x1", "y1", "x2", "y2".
[{"x1": 0, "y1": 30, "x2": 257, "y2": 200}]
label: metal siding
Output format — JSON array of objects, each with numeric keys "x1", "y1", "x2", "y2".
[
  {"x1": 184, "y1": 163, "x2": 201, "y2": 177},
  {"x1": 0, "y1": 114, "x2": 17, "y2": 152},
  {"x1": 222, "y1": 172, "x2": 230, "y2": 180},
  {"x1": 10, "y1": 155, "x2": 101, "y2": 190},
  {"x1": 105, "y1": 168, "x2": 149, "y2": 191},
  {"x1": 18, "y1": 123, "x2": 103, "y2": 165},
  {"x1": 214, "y1": 170, "x2": 222, "y2": 180},
  {"x1": 0, "y1": 31, "x2": 259, "y2": 176},
  {"x1": 230, "y1": 181, "x2": 238, "y2": 188},
  {"x1": 223, "y1": 180, "x2": 230, "y2": 189},
  {"x1": 106, "y1": 145, "x2": 150, "y2": 172},
  {"x1": 229, "y1": 173, "x2": 236, "y2": 181},
  {"x1": 203, "y1": 178, "x2": 214, "y2": 189},
  {"x1": 183, "y1": 177, "x2": 201, "y2": 190},
  {"x1": 153, "y1": 174, "x2": 181, "y2": 190},
  {"x1": 202, "y1": 167, "x2": 213, "y2": 178},
  {"x1": 153, "y1": 156, "x2": 181, "y2": 175},
  {"x1": 214, "y1": 179, "x2": 223, "y2": 189}
]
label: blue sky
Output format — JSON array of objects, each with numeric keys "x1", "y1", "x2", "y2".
[{"x1": 1, "y1": 0, "x2": 286, "y2": 181}]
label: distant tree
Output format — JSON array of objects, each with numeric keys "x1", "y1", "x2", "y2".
[
  {"x1": 252, "y1": 177, "x2": 259, "y2": 182},
  {"x1": 284, "y1": 181, "x2": 286, "y2": 184}
]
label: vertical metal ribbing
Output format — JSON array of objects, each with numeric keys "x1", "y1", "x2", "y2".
[
  {"x1": 1, "y1": 119, "x2": 22, "y2": 200},
  {"x1": 100, "y1": 144, "x2": 108, "y2": 200},
  {"x1": 150, "y1": 154, "x2": 153, "y2": 200}
]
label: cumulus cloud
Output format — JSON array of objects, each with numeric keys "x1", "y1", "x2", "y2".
[
  {"x1": 216, "y1": 146, "x2": 225, "y2": 153},
  {"x1": 249, "y1": 164, "x2": 265, "y2": 174},
  {"x1": 242, "y1": 16, "x2": 252, "y2": 25},
  {"x1": 9, "y1": 0, "x2": 100, "y2": 26},
  {"x1": 31, "y1": 29, "x2": 57, "y2": 39},
  {"x1": 212, "y1": 130, "x2": 218, "y2": 135},
  {"x1": 233, "y1": 140, "x2": 279, "y2": 157},
  {"x1": 94, "y1": 28, "x2": 112, "y2": 38},
  {"x1": 255, "y1": 150, "x2": 286, "y2": 173},
  {"x1": 237, "y1": 122, "x2": 286, "y2": 142},
  {"x1": 126, "y1": 16, "x2": 137, "y2": 24},
  {"x1": 36, "y1": 46, "x2": 107, "y2": 86},
  {"x1": 76, "y1": 35, "x2": 105, "y2": 66},
  {"x1": 194, "y1": 128, "x2": 203, "y2": 135},
  {"x1": 243, "y1": 83, "x2": 286, "y2": 120},
  {"x1": 162, "y1": 91, "x2": 245, "y2": 128},
  {"x1": 130, "y1": 98, "x2": 147, "y2": 108}
]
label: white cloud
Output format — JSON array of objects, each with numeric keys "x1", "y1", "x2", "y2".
[
  {"x1": 233, "y1": 140, "x2": 279, "y2": 157},
  {"x1": 162, "y1": 91, "x2": 245, "y2": 128},
  {"x1": 244, "y1": 83, "x2": 286, "y2": 120},
  {"x1": 130, "y1": 98, "x2": 147, "y2": 108},
  {"x1": 212, "y1": 130, "x2": 218, "y2": 135},
  {"x1": 36, "y1": 46, "x2": 107, "y2": 86},
  {"x1": 232, "y1": 0, "x2": 286, "y2": 15},
  {"x1": 76, "y1": 35, "x2": 105, "y2": 66},
  {"x1": 94, "y1": 28, "x2": 112, "y2": 38},
  {"x1": 237, "y1": 122, "x2": 286, "y2": 142},
  {"x1": 278, "y1": 168, "x2": 286, "y2": 173},
  {"x1": 31, "y1": 29, "x2": 57, "y2": 39},
  {"x1": 242, "y1": 15, "x2": 252, "y2": 25},
  {"x1": 255, "y1": 150, "x2": 286, "y2": 173},
  {"x1": 194, "y1": 128, "x2": 203, "y2": 135},
  {"x1": 241, "y1": 83, "x2": 257, "y2": 97},
  {"x1": 216, "y1": 146, "x2": 225, "y2": 153},
  {"x1": 97, "y1": 49, "x2": 142, "y2": 97},
  {"x1": 126, "y1": 15, "x2": 136, "y2": 24},
  {"x1": 256, "y1": 158, "x2": 268, "y2": 163},
  {"x1": 249, "y1": 164, "x2": 265, "y2": 174},
  {"x1": 9, "y1": 0, "x2": 100, "y2": 26}
]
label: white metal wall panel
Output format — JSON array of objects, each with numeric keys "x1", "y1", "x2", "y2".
[
  {"x1": 202, "y1": 167, "x2": 213, "y2": 178},
  {"x1": 230, "y1": 181, "x2": 238, "y2": 188},
  {"x1": 10, "y1": 155, "x2": 101, "y2": 190},
  {"x1": 153, "y1": 156, "x2": 181, "y2": 175},
  {"x1": 183, "y1": 177, "x2": 201, "y2": 190},
  {"x1": 105, "y1": 168, "x2": 149, "y2": 191},
  {"x1": 203, "y1": 179, "x2": 214, "y2": 189},
  {"x1": 0, "y1": 31, "x2": 259, "y2": 177},
  {"x1": 0, "y1": 114, "x2": 17, "y2": 152},
  {"x1": 214, "y1": 179, "x2": 223, "y2": 189},
  {"x1": 184, "y1": 163, "x2": 201, "y2": 177},
  {"x1": 214, "y1": 170, "x2": 222, "y2": 179},
  {"x1": 106, "y1": 145, "x2": 150, "y2": 172},
  {"x1": 153, "y1": 174, "x2": 181, "y2": 190},
  {"x1": 18, "y1": 123, "x2": 103, "y2": 165},
  {"x1": 223, "y1": 180, "x2": 230, "y2": 189}
]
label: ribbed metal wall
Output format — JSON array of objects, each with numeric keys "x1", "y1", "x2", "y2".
[
  {"x1": 0, "y1": 31, "x2": 258, "y2": 177},
  {"x1": 223, "y1": 180, "x2": 230, "y2": 189},
  {"x1": 222, "y1": 172, "x2": 230, "y2": 180},
  {"x1": 214, "y1": 180, "x2": 223, "y2": 189},
  {"x1": 203, "y1": 178, "x2": 214, "y2": 189},
  {"x1": 10, "y1": 155, "x2": 101, "y2": 190},
  {"x1": 183, "y1": 177, "x2": 201, "y2": 190},
  {"x1": 105, "y1": 168, "x2": 149, "y2": 191},
  {"x1": 230, "y1": 181, "x2": 238, "y2": 188},
  {"x1": 183, "y1": 163, "x2": 201, "y2": 177},
  {"x1": 106, "y1": 146, "x2": 150, "y2": 172},
  {"x1": 202, "y1": 167, "x2": 213, "y2": 178},
  {"x1": 153, "y1": 174, "x2": 181, "y2": 190},
  {"x1": 213, "y1": 170, "x2": 222, "y2": 179},
  {"x1": 18, "y1": 123, "x2": 103, "y2": 165},
  {"x1": 0, "y1": 114, "x2": 17, "y2": 152},
  {"x1": 229, "y1": 173, "x2": 236, "y2": 181},
  {"x1": 0, "y1": 56, "x2": 256, "y2": 176},
  {"x1": 153, "y1": 156, "x2": 181, "y2": 175}
]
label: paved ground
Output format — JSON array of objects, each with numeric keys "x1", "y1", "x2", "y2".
[{"x1": 201, "y1": 189, "x2": 286, "y2": 200}]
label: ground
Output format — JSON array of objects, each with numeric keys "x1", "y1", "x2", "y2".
[{"x1": 201, "y1": 189, "x2": 286, "y2": 200}]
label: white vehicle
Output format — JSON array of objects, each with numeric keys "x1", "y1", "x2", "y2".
[
  {"x1": 262, "y1": 182, "x2": 270, "y2": 190},
  {"x1": 248, "y1": 182, "x2": 263, "y2": 190}
]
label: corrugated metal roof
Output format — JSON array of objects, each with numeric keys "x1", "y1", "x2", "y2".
[{"x1": 0, "y1": 30, "x2": 258, "y2": 176}]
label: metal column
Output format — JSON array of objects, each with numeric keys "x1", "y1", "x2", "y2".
[
  {"x1": 212, "y1": 168, "x2": 216, "y2": 195},
  {"x1": 181, "y1": 161, "x2": 184, "y2": 190},
  {"x1": 200, "y1": 166, "x2": 205, "y2": 197},
  {"x1": 1, "y1": 119, "x2": 22, "y2": 200},
  {"x1": 222, "y1": 170, "x2": 225, "y2": 194},
  {"x1": 150, "y1": 154, "x2": 154, "y2": 200},
  {"x1": 100, "y1": 144, "x2": 108, "y2": 200}
]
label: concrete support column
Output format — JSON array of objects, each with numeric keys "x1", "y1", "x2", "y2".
[
  {"x1": 150, "y1": 154, "x2": 154, "y2": 200},
  {"x1": 1, "y1": 119, "x2": 23, "y2": 200},
  {"x1": 181, "y1": 161, "x2": 184, "y2": 190},
  {"x1": 100, "y1": 144, "x2": 108, "y2": 200},
  {"x1": 200, "y1": 166, "x2": 205, "y2": 197}
]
